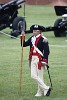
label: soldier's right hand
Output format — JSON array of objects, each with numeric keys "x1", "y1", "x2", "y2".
[
  {"x1": 20, "y1": 31, "x2": 25, "y2": 40},
  {"x1": 21, "y1": 31, "x2": 25, "y2": 36}
]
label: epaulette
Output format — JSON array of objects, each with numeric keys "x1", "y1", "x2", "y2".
[{"x1": 42, "y1": 35, "x2": 48, "y2": 43}]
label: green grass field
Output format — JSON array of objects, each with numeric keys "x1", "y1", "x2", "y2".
[{"x1": 0, "y1": 5, "x2": 67, "y2": 100}]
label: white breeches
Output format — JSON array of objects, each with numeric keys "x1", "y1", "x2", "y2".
[{"x1": 31, "y1": 56, "x2": 49, "y2": 93}]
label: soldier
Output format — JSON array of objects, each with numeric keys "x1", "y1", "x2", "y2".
[{"x1": 20, "y1": 24, "x2": 51, "y2": 97}]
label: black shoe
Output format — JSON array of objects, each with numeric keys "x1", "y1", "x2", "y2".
[{"x1": 46, "y1": 88, "x2": 51, "y2": 96}]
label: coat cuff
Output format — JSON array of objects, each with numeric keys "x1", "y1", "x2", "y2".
[
  {"x1": 20, "y1": 35, "x2": 25, "y2": 40},
  {"x1": 42, "y1": 59, "x2": 48, "y2": 63}
]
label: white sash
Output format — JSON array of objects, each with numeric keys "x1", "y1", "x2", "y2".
[{"x1": 33, "y1": 44, "x2": 43, "y2": 57}]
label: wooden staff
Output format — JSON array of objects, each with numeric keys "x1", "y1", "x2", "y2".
[{"x1": 19, "y1": 31, "x2": 25, "y2": 94}]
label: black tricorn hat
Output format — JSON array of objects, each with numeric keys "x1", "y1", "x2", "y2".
[{"x1": 30, "y1": 24, "x2": 45, "y2": 32}]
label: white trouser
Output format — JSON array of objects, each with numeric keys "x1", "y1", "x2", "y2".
[{"x1": 31, "y1": 56, "x2": 49, "y2": 94}]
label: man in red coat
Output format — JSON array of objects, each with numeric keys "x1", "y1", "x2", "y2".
[{"x1": 20, "y1": 24, "x2": 51, "y2": 97}]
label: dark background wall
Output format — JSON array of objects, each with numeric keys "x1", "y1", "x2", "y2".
[
  {"x1": 26, "y1": 0, "x2": 67, "y2": 5},
  {"x1": 0, "y1": 0, "x2": 67, "y2": 5},
  {"x1": 0, "y1": 0, "x2": 10, "y2": 3}
]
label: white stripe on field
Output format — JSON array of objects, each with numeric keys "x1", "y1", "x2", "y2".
[
  {"x1": 50, "y1": 44, "x2": 67, "y2": 48},
  {"x1": 65, "y1": 40, "x2": 67, "y2": 42},
  {"x1": 50, "y1": 65, "x2": 67, "y2": 66},
  {"x1": 0, "y1": 31, "x2": 19, "y2": 40}
]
